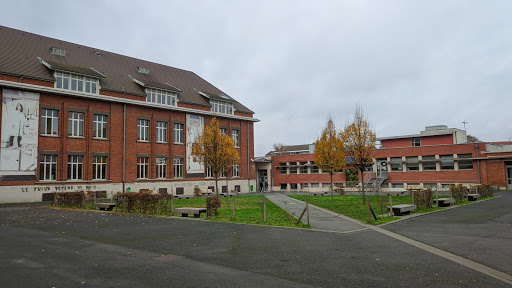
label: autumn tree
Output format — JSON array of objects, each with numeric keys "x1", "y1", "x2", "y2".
[
  {"x1": 343, "y1": 106, "x2": 376, "y2": 205},
  {"x1": 192, "y1": 118, "x2": 240, "y2": 196},
  {"x1": 314, "y1": 118, "x2": 345, "y2": 198}
]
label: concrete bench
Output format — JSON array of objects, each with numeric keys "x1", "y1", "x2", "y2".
[
  {"x1": 94, "y1": 202, "x2": 116, "y2": 211},
  {"x1": 309, "y1": 191, "x2": 328, "y2": 196},
  {"x1": 467, "y1": 194, "x2": 481, "y2": 201},
  {"x1": 174, "y1": 207, "x2": 206, "y2": 218},
  {"x1": 388, "y1": 204, "x2": 416, "y2": 216},
  {"x1": 433, "y1": 198, "x2": 455, "y2": 207}
]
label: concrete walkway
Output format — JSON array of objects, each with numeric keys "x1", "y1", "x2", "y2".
[{"x1": 265, "y1": 193, "x2": 368, "y2": 233}]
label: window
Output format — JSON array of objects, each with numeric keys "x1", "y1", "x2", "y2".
[
  {"x1": 424, "y1": 183, "x2": 437, "y2": 190},
  {"x1": 310, "y1": 161, "x2": 319, "y2": 173},
  {"x1": 232, "y1": 162, "x2": 240, "y2": 177},
  {"x1": 458, "y1": 154, "x2": 473, "y2": 170},
  {"x1": 412, "y1": 138, "x2": 421, "y2": 147},
  {"x1": 55, "y1": 72, "x2": 98, "y2": 94},
  {"x1": 422, "y1": 155, "x2": 436, "y2": 171},
  {"x1": 67, "y1": 155, "x2": 83, "y2": 180},
  {"x1": 93, "y1": 114, "x2": 107, "y2": 139},
  {"x1": 211, "y1": 99, "x2": 234, "y2": 115},
  {"x1": 137, "y1": 157, "x2": 149, "y2": 179},
  {"x1": 290, "y1": 183, "x2": 298, "y2": 190},
  {"x1": 219, "y1": 168, "x2": 226, "y2": 178},
  {"x1": 440, "y1": 155, "x2": 454, "y2": 170},
  {"x1": 289, "y1": 164, "x2": 297, "y2": 174},
  {"x1": 299, "y1": 162, "x2": 308, "y2": 174},
  {"x1": 279, "y1": 163, "x2": 287, "y2": 174},
  {"x1": 41, "y1": 109, "x2": 59, "y2": 136},
  {"x1": 137, "y1": 67, "x2": 150, "y2": 74},
  {"x1": 390, "y1": 157, "x2": 403, "y2": 171},
  {"x1": 174, "y1": 158, "x2": 183, "y2": 178},
  {"x1": 156, "y1": 157, "x2": 167, "y2": 179},
  {"x1": 137, "y1": 119, "x2": 149, "y2": 141},
  {"x1": 40, "y1": 155, "x2": 57, "y2": 180},
  {"x1": 50, "y1": 47, "x2": 66, "y2": 56},
  {"x1": 174, "y1": 123, "x2": 183, "y2": 144},
  {"x1": 220, "y1": 128, "x2": 227, "y2": 135},
  {"x1": 146, "y1": 88, "x2": 176, "y2": 106},
  {"x1": 232, "y1": 129, "x2": 239, "y2": 147},
  {"x1": 156, "y1": 121, "x2": 167, "y2": 143},
  {"x1": 310, "y1": 183, "x2": 320, "y2": 188},
  {"x1": 92, "y1": 156, "x2": 107, "y2": 180},
  {"x1": 280, "y1": 184, "x2": 287, "y2": 190},
  {"x1": 406, "y1": 157, "x2": 419, "y2": 171},
  {"x1": 205, "y1": 166, "x2": 213, "y2": 178},
  {"x1": 391, "y1": 183, "x2": 404, "y2": 188},
  {"x1": 68, "y1": 112, "x2": 84, "y2": 137}
]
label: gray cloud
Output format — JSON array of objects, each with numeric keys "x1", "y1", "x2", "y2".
[{"x1": 2, "y1": 0, "x2": 511, "y2": 154}]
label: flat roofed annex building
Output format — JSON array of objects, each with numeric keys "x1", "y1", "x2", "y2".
[
  {"x1": 256, "y1": 125, "x2": 512, "y2": 192},
  {"x1": 0, "y1": 26, "x2": 258, "y2": 203}
]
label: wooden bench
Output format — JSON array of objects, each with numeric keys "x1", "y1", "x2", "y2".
[
  {"x1": 467, "y1": 194, "x2": 481, "y2": 201},
  {"x1": 388, "y1": 204, "x2": 416, "y2": 216},
  {"x1": 94, "y1": 202, "x2": 116, "y2": 211},
  {"x1": 433, "y1": 198, "x2": 455, "y2": 207},
  {"x1": 174, "y1": 207, "x2": 206, "y2": 218}
]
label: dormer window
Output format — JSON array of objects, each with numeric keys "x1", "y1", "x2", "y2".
[
  {"x1": 211, "y1": 99, "x2": 234, "y2": 115},
  {"x1": 146, "y1": 88, "x2": 177, "y2": 106},
  {"x1": 50, "y1": 47, "x2": 66, "y2": 56},
  {"x1": 55, "y1": 72, "x2": 99, "y2": 94},
  {"x1": 137, "y1": 67, "x2": 149, "y2": 74}
]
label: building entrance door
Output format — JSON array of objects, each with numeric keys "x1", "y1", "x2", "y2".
[
  {"x1": 377, "y1": 159, "x2": 387, "y2": 172},
  {"x1": 507, "y1": 166, "x2": 512, "y2": 190},
  {"x1": 258, "y1": 169, "x2": 268, "y2": 192}
]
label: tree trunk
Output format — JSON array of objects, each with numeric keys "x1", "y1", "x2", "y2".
[
  {"x1": 215, "y1": 174, "x2": 219, "y2": 197},
  {"x1": 330, "y1": 173, "x2": 334, "y2": 198},
  {"x1": 361, "y1": 168, "x2": 366, "y2": 204}
]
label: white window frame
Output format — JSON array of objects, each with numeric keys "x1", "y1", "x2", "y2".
[
  {"x1": 92, "y1": 156, "x2": 107, "y2": 180},
  {"x1": 210, "y1": 99, "x2": 234, "y2": 115},
  {"x1": 233, "y1": 162, "x2": 239, "y2": 177},
  {"x1": 137, "y1": 157, "x2": 149, "y2": 179},
  {"x1": 205, "y1": 166, "x2": 213, "y2": 178},
  {"x1": 156, "y1": 121, "x2": 167, "y2": 143},
  {"x1": 138, "y1": 119, "x2": 150, "y2": 141},
  {"x1": 145, "y1": 88, "x2": 177, "y2": 106},
  {"x1": 156, "y1": 157, "x2": 167, "y2": 179},
  {"x1": 174, "y1": 157, "x2": 184, "y2": 178},
  {"x1": 67, "y1": 155, "x2": 83, "y2": 180},
  {"x1": 40, "y1": 154, "x2": 57, "y2": 181},
  {"x1": 93, "y1": 114, "x2": 108, "y2": 139},
  {"x1": 232, "y1": 129, "x2": 239, "y2": 147},
  {"x1": 412, "y1": 138, "x2": 421, "y2": 147},
  {"x1": 55, "y1": 72, "x2": 98, "y2": 94},
  {"x1": 174, "y1": 123, "x2": 184, "y2": 144},
  {"x1": 41, "y1": 108, "x2": 59, "y2": 136},
  {"x1": 68, "y1": 112, "x2": 84, "y2": 137}
]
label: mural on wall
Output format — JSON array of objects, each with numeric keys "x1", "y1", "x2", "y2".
[
  {"x1": 186, "y1": 114, "x2": 204, "y2": 175},
  {"x1": 0, "y1": 89, "x2": 39, "y2": 175}
]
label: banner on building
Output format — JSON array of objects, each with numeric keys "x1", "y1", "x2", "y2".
[
  {"x1": 0, "y1": 89, "x2": 40, "y2": 178},
  {"x1": 186, "y1": 114, "x2": 204, "y2": 176}
]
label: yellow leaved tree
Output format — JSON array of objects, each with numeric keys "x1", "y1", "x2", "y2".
[
  {"x1": 314, "y1": 118, "x2": 345, "y2": 198},
  {"x1": 192, "y1": 118, "x2": 240, "y2": 196},
  {"x1": 343, "y1": 106, "x2": 376, "y2": 205}
]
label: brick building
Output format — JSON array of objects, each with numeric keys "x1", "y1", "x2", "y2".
[
  {"x1": 0, "y1": 26, "x2": 257, "y2": 203},
  {"x1": 256, "y1": 125, "x2": 512, "y2": 192}
]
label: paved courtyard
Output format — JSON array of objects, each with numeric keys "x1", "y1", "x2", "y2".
[{"x1": 0, "y1": 193, "x2": 510, "y2": 287}]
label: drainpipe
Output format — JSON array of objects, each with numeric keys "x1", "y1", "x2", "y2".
[
  {"x1": 247, "y1": 121, "x2": 250, "y2": 192},
  {"x1": 122, "y1": 86, "x2": 126, "y2": 193},
  {"x1": 476, "y1": 144, "x2": 481, "y2": 184}
]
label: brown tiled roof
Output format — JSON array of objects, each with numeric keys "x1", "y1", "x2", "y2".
[{"x1": 0, "y1": 25, "x2": 254, "y2": 114}]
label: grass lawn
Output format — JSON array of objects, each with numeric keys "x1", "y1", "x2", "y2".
[
  {"x1": 86, "y1": 195, "x2": 309, "y2": 229},
  {"x1": 290, "y1": 194, "x2": 496, "y2": 225}
]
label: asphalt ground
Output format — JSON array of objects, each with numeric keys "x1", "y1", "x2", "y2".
[
  {"x1": 384, "y1": 191, "x2": 512, "y2": 276},
  {"x1": 1, "y1": 204, "x2": 509, "y2": 287}
]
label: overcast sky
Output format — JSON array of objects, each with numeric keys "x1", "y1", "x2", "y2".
[{"x1": 2, "y1": 1, "x2": 511, "y2": 155}]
